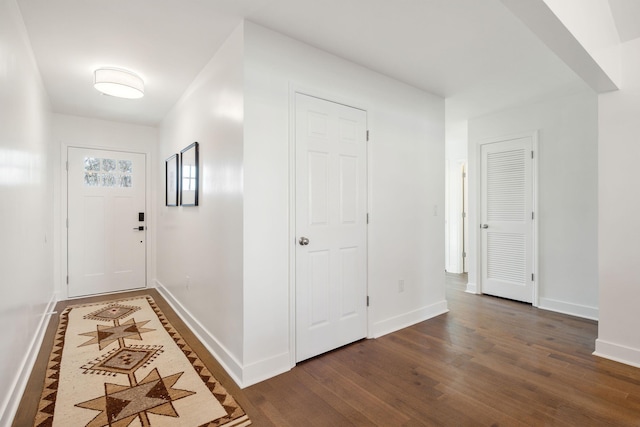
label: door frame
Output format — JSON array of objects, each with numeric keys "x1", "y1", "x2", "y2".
[
  {"x1": 474, "y1": 131, "x2": 539, "y2": 306},
  {"x1": 61, "y1": 144, "x2": 151, "y2": 300},
  {"x1": 462, "y1": 162, "x2": 468, "y2": 273},
  {"x1": 287, "y1": 86, "x2": 371, "y2": 367}
]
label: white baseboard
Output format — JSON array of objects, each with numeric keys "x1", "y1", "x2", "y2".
[
  {"x1": 445, "y1": 266, "x2": 463, "y2": 274},
  {"x1": 538, "y1": 297, "x2": 598, "y2": 321},
  {"x1": 594, "y1": 339, "x2": 640, "y2": 369},
  {"x1": 465, "y1": 282, "x2": 478, "y2": 294},
  {"x1": 0, "y1": 293, "x2": 57, "y2": 427},
  {"x1": 242, "y1": 352, "x2": 291, "y2": 388},
  {"x1": 155, "y1": 280, "x2": 244, "y2": 388},
  {"x1": 371, "y1": 300, "x2": 449, "y2": 339}
]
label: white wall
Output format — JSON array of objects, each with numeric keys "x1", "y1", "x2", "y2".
[
  {"x1": 51, "y1": 113, "x2": 158, "y2": 299},
  {"x1": 596, "y1": 37, "x2": 640, "y2": 367},
  {"x1": 0, "y1": 0, "x2": 54, "y2": 423},
  {"x1": 242, "y1": 22, "x2": 446, "y2": 386},
  {"x1": 157, "y1": 25, "x2": 245, "y2": 382},
  {"x1": 467, "y1": 88, "x2": 599, "y2": 319}
]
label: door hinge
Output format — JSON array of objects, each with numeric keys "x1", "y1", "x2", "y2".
[
  {"x1": 462, "y1": 212, "x2": 466, "y2": 219},
  {"x1": 66, "y1": 218, "x2": 68, "y2": 228},
  {"x1": 531, "y1": 273, "x2": 535, "y2": 281},
  {"x1": 367, "y1": 296, "x2": 370, "y2": 307},
  {"x1": 367, "y1": 213, "x2": 370, "y2": 224},
  {"x1": 66, "y1": 275, "x2": 69, "y2": 284},
  {"x1": 65, "y1": 161, "x2": 69, "y2": 171},
  {"x1": 462, "y1": 251, "x2": 467, "y2": 258},
  {"x1": 462, "y1": 172, "x2": 466, "y2": 178},
  {"x1": 532, "y1": 212, "x2": 535, "y2": 220},
  {"x1": 531, "y1": 151, "x2": 534, "y2": 159},
  {"x1": 366, "y1": 130, "x2": 370, "y2": 141}
]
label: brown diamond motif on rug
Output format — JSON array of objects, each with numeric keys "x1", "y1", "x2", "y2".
[
  {"x1": 82, "y1": 345, "x2": 162, "y2": 376},
  {"x1": 84, "y1": 304, "x2": 140, "y2": 321}
]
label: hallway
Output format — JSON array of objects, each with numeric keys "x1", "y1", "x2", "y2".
[{"x1": 15, "y1": 274, "x2": 640, "y2": 426}]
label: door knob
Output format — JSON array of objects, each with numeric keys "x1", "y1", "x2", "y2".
[
  {"x1": 133, "y1": 226, "x2": 145, "y2": 231},
  {"x1": 481, "y1": 224, "x2": 489, "y2": 229},
  {"x1": 299, "y1": 236, "x2": 310, "y2": 246}
]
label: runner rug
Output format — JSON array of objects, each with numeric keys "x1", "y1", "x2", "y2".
[{"x1": 33, "y1": 295, "x2": 250, "y2": 427}]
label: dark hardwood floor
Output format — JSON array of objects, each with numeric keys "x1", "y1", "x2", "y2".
[{"x1": 13, "y1": 274, "x2": 640, "y2": 426}]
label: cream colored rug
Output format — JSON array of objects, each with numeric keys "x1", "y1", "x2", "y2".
[{"x1": 34, "y1": 295, "x2": 250, "y2": 427}]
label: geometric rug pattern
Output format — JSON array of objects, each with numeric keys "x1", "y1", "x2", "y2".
[{"x1": 33, "y1": 295, "x2": 250, "y2": 426}]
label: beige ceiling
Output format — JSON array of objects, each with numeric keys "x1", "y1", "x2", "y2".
[{"x1": 17, "y1": 0, "x2": 628, "y2": 127}]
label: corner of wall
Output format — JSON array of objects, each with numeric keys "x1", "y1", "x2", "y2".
[
  {"x1": 594, "y1": 340, "x2": 640, "y2": 369},
  {"x1": 155, "y1": 280, "x2": 244, "y2": 387},
  {"x1": 465, "y1": 282, "x2": 478, "y2": 294},
  {"x1": 371, "y1": 300, "x2": 449, "y2": 339},
  {"x1": 539, "y1": 297, "x2": 598, "y2": 321},
  {"x1": 240, "y1": 353, "x2": 292, "y2": 389},
  {"x1": 0, "y1": 292, "x2": 57, "y2": 426}
]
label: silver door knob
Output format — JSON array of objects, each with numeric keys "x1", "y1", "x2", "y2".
[
  {"x1": 299, "y1": 237, "x2": 310, "y2": 246},
  {"x1": 481, "y1": 224, "x2": 489, "y2": 229}
]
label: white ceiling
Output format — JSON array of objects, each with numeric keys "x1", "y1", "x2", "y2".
[{"x1": 16, "y1": 0, "x2": 618, "y2": 127}]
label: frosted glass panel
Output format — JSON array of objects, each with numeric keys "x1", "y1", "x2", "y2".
[
  {"x1": 84, "y1": 157, "x2": 133, "y2": 188},
  {"x1": 100, "y1": 173, "x2": 116, "y2": 187},
  {"x1": 84, "y1": 172, "x2": 99, "y2": 186},
  {"x1": 118, "y1": 160, "x2": 132, "y2": 174},
  {"x1": 120, "y1": 175, "x2": 132, "y2": 188},
  {"x1": 102, "y1": 158, "x2": 116, "y2": 172},
  {"x1": 84, "y1": 157, "x2": 100, "y2": 172}
]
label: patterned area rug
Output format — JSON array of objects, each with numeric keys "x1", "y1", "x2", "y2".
[{"x1": 34, "y1": 295, "x2": 250, "y2": 427}]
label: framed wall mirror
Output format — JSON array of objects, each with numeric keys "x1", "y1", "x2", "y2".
[{"x1": 180, "y1": 142, "x2": 199, "y2": 206}]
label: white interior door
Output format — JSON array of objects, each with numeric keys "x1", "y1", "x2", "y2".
[
  {"x1": 67, "y1": 147, "x2": 147, "y2": 297},
  {"x1": 295, "y1": 93, "x2": 368, "y2": 363},
  {"x1": 480, "y1": 136, "x2": 534, "y2": 303}
]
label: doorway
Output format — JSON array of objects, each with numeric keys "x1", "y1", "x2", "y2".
[
  {"x1": 67, "y1": 147, "x2": 147, "y2": 297},
  {"x1": 462, "y1": 163, "x2": 468, "y2": 273},
  {"x1": 479, "y1": 134, "x2": 536, "y2": 303},
  {"x1": 294, "y1": 93, "x2": 368, "y2": 362}
]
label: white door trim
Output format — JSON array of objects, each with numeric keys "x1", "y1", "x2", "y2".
[
  {"x1": 61, "y1": 144, "x2": 151, "y2": 300},
  {"x1": 288, "y1": 86, "x2": 370, "y2": 367},
  {"x1": 474, "y1": 131, "x2": 539, "y2": 306}
]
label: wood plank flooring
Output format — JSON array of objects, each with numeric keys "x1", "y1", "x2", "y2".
[{"x1": 13, "y1": 275, "x2": 640, "y2": 426}]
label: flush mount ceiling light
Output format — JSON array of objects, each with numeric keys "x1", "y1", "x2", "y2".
[{"x1": 94, "y1": 68, "x2": 144, "y2": 99}]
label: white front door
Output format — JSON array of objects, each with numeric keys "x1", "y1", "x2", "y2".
[
  {"x1": 480, "y1": 136, "x2": 534, "y2": 303},
  {"x1": 67, "y1": 147, "x2": 147, "y2": 297},
  {"x1": 295, "y1": 93, "x2": 368, "y2": 362}
]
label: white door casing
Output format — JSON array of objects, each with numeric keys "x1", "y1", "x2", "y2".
[
  {"x1": 480, "y1": 135, "x2": 535, "y2": 303},
  {"x1": 67, "y1": 147, "x2": 147, "y2": 297},
  {"x1": 462, "y1": 163, "x2": 469, "y2": 274},
  {"x1": 295, "y1": 93, "x2": 368, "y2": 363}
]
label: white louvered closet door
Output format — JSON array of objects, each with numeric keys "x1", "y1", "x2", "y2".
[{"x1": 480, "y1": 137, "x2": 533, "y2": 303}]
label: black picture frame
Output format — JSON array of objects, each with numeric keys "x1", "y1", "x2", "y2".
[
  {"x1": 180, "y1": 142, "x2": 199, "y2": 206},
  {"x1": 165, "y1": 153, "x2": 179, "y2": 207}
]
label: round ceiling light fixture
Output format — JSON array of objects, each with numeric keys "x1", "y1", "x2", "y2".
[{"x1": 94, "y1": 67, "x2": 144, "y2": 99}]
